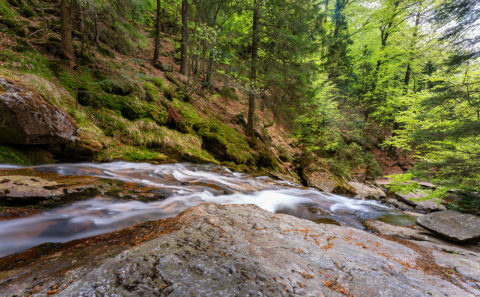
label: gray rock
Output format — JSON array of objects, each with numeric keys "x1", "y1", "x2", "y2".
[
  {"x1": 416, "y1": 210, "x2": 480, "y2": 243},
  {"x1": 0, "y1": 175, "x2": 98, "y2": 207},
  {"x1": 348, "y1": 181, "x2": 386, "y2": 200},
  {"x1": 0, "y1": 77, "x2": 77, "y2": 145},
  {"x1": 396, "y1": 190, "x2": 446, "y2": 212},
  {"x1": 28, "y1": 204, "x2": 478, "y2": 297}
]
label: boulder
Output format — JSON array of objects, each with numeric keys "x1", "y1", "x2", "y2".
[
  {"x1": 11, "y1": 204, "x2": 478, "y2": 296},
  {"x1": 0, "y1": 77, "x2": 77, "y2": 145},
  {"x1": 395, "y1": 190, "x2": 446, "y2": 212},
  {"x1": 348, "y1": 181, "x2": 386, "y2": 200},
  {"x1": 416, "y1": 210, "x2": 480, "y2": 243}
]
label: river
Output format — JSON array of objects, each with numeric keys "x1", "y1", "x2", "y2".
[{"x1": 0, "y1": 162, "x2": 405, "y2": 257}]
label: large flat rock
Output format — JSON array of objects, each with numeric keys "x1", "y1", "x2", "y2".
[
  {"x1": 5, "y1": 203, "x2": 477, "y2": 296},
  {"x1": 416, "y1": 210, "x2": 480, "y2": 243}
]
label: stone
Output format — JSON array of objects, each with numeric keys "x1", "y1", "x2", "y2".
[
  {"x1": 348, "y1": 181, "x2": 386, "y2": 200},
  {"x1": 0, "y1": 175, "x2": 98, "y2": 207},
  {"x1": 416, "y1": 210, "x2": 480, "y2": 243},
  {"x1": 395, "y1": 190, "x2": 446, "y2": 212},
  {"x1": 10, "y1": 204, "x2": 477, "y2": 296},
  {"x1": 0, "y1": 78, "x2": 77, "y2": 145}
]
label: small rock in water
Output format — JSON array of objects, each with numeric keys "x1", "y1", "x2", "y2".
[
  {"x1": 416, "y1": 210, "x2": 480, "y2": 243},
  {"x1": 395, "y1": 190, "x2": 446, "y2": 212},
  {"x1": 348, "y1": 181, "x2": 386, "y2": 200}
]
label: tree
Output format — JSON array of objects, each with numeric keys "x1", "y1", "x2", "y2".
[
  {"x1": 153, "y1": 0, "x2": 162, "y2": 63},
  {"x1": 247, "y1": 0, "x2": 260, "y2": 135},
  {"x1": 180, "y1": 0, "x2": 188, "y2": 76},
  {"x1": 60, "y1": 0, "x2": 75, "y2": 61}
]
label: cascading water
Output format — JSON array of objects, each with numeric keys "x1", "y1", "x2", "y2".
[{"x1": 0, "y1": 162, "x2": 398, "y2": 257}]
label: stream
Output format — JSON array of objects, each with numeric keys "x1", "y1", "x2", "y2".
[{"x1": 0, "y1": 162, "x2": 405, "y2": 257}]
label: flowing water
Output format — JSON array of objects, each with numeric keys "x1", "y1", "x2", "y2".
[{"x1": 0, "y1": 162, "x2": 402, "y2": 257}]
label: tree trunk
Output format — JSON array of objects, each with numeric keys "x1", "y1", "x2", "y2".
[
  {"x1": 93, "y1": 5, "x2": 100, "y2": 45},
  {"x1": 60, "y1": 0, "x2": 75, "y2": 61},
  {"x1": 247, "y1": 0, "x2": 260, "y2": 135},
  {"x1": 153, "y1": 0, "x2": 162, "y2": 63},
  {"x1": 180, "y1": 0, "x2": 188, "y2": 76},
  {"x1": 404, "y1": 10, "x2": 421, "y2": 88},
  {"x1": 79, "y1": 5, "x2": 86, "y2": 56}
]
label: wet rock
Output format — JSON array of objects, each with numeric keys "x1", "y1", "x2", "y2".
[
  {"x1": 22, "y1": 204, "x2": 478, "y2": 297},
  {"x1": 0, "y1": 77, "x2": 77, "y2": 145},
  {"x1": 385, "y1": 198, "x2": 415, "y2": 211},
  {"x1": 0, "y1": 175, "x2": 98, "y2": 207},
  {"x1": 332, "y1": 182, "x2": 357, "y2": 197},
  {"x1": 395, "y1": 190, "x2": 446, "y2": 212},
  {"x1": 348, "y1": 181, "x2": 386, "y2": 200},
  {"x1": 416, "y1": 210, "x2": 480, "y2": 243},
  {"x1": 303, "y1": 170, "x2": 339, "y2": 192}
]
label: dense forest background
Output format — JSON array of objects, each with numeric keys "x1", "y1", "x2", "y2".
[{"x1": 0, "y1": 0, "x2": 479, "y2": 211}]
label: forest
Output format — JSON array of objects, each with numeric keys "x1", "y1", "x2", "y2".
[
  {"x1": 0, "y1": 0, "x2": 479, "y2": 206},
  {"x1": 1, "y1": 0, "x2": 480, "y2": 295}
]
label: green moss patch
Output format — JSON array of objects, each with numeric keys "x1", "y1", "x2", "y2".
[{"x1": 198, "y1": 120, "x2": 253, "y2": 164}]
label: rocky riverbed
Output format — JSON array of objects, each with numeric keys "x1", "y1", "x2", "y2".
[{"x1": 0, "y1": 162, "x2": 479, "y2": 296}]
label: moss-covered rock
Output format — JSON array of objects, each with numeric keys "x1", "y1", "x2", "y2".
[
  {"x1": 198, "y1": 120, "x2": 253, "y2": 165},
  {"x1": 99, "y1": 78, "x2": 134, "y2": 96},
  {"x1": 96, "y1": 144, "x2": 168, "y2": 163}
]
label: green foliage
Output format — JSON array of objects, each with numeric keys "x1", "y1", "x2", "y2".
[
  {"x1": 143, "y1": 82, "x2": 160, "y2": 102},
  {"x1": 0, "y1": 145, "x2": 30, "y2": 165}
]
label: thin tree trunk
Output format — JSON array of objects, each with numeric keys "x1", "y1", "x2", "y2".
[
  {"x1": 247, "y1": 0, "x2": 259, "y2": 135},
  {"x1": 180, "y1": 0, "x2": 188, "y2": 76},
  {"x1": 80, "y1": 5, "x2": 86, "y2": 56},
  {"x1": 60, "y1": 0, "x2": 75, "y2": 61},
  {"x1": 153, "y1": 0, "x2": 162, "y2": 63},
  {"x1": 93, "y1": 5, "x2": 100, "y2": 45},
  {"x1": 404, "y1": 10, "x2": 421, "y2": 88}
]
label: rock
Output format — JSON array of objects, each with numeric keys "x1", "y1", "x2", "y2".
[
  {"x1": 366, "y1": 219, "x2": 480, "y2": 291},
  {"x1": 364, "y1": 219, "x2": 446, "y2": 244},
  {"x1": 13, "y1": 204, "x2": 478, "y2": 296},
  {"x1": 64, "y1": 129, "x2": 104, "y2": 159},
  {"x1": 385, "y1": 198, "x2": 415, "y2": 211},
  {"x1": 395, "y1": 190, "x2": 446, "y2": 212},
  {"x1": 303, "y1": 170, "x2": 338, "y2": 192},
  {"x1": 0, "y1": 175, "x2": 98, "y2": 207},
  {"x1": 332, "y1": 182, "x2": 357, "y2": 197},
  {"x1": 348, "y1": 181, "x2": 386, "y2": 200},
  {"x1": 416, "y1": 241, "x2": 480, "y2": 287},
  {"x1": 0, "y1": 78, "x2": 77, "y2": 145},
  {"x1": 416, "y1": 210, "x2": 480, "y2": 243}
]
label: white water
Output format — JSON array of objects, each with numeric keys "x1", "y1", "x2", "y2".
[{"x1": 0, "y1": 162, "x2": 393, "y2": 257}]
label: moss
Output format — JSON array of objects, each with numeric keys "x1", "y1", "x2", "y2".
[
  {"x1": 143, "y1": 82, "x2": 159, "y2": 102},
  {"x1": 256, "y1": 151, "x2": 279, "y2": 170},
  {"x1": 99, "y1": 78, "x2": 133, "y2": 96},
  {"x1": 0, "y1": 0, "x2": 17, "y2": 17},
  {"x1": 0, "y1": 50, "x2": 53, "y2": 80},
  {"x1": 148, "y1": 76, "x2": 167, "y2": 90},
  {"x1": 0, "y1": 145, "x2": 30, "y2": 165},
  {"x1": 170, "y1": 99, "x2": 204, "y2": 133},
  {"x1": 165, "y1": 72, "x2": 183, "y2": 87},
  {"x1": 156, "y1": 127, "x2": 217, "y2": 164},
  {"x1": 198, "y1": 120, "x2": 253, "y2": 164},
  {"x1": 163, "y1": 84, "x2": 177, "y2": 100},
  {"x1": 97, "y1": 145, "x2": 168, "y2": 163},
  {"x1": 278, "y1": 146, "x2": 293, "y2": 162}
]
